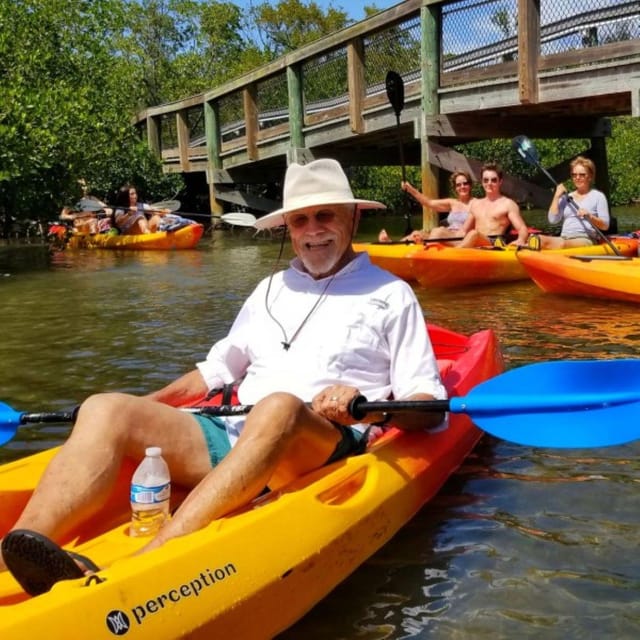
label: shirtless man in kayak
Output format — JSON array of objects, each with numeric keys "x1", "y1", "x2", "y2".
[
  {"x1": 457, "y1": 162, "x2": 529, "y2": 248},
  {"x1": 1, "y1": 159, "x2": 447, "y2": 596}
]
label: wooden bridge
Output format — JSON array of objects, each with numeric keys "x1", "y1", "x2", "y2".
[{"x1": 134, "y1": 0, "x2": 640, "y2": 224}]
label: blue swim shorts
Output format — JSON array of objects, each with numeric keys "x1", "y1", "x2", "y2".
[
  {"x1": 193, "y1": 414, "x2": 367, "y2": 468},
  {"x1": 193, "y1": 414, "x2": 232, "y2": 466}
]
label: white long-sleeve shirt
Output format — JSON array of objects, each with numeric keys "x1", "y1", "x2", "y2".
[{"x1": 197, "y1": 252, "x2": 446, "y2": 442}]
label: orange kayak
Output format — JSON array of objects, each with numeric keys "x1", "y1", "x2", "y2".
[
  {"x1": 354, "y1": 238, "x2": 638, "y2": 288},
  {"x1": 67, "y1": 224, "x2": 204, "y2": 250},
  {"x1": 517, "y1": 250, "x2": 640, "y2": 303}
]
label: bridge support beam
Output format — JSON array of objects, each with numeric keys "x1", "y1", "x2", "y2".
[
  {"x1": 287, "y1": 65, "x2": 305, "y2": 162},
  {"x1": 177, "y1": 109, "x2": 191, "y2": 172},
  {"x1": 518, "y1": 0, "x2": 540, "y2": 104},
  {"x1": 419, "y1": 2, "x2": 441, "y2": 232},
  {"x1": 347, "y1": 38, "x2": 365, "y2": 134},
  {"x1": 146, "y1": 115, "x2": 160, "y2": 157},
  {"x1": 205, "y1": 100, "x2": 224, "y2": 215}
]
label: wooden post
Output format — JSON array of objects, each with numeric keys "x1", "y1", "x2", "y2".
[
  {"x1": 420, "y1": 2, "x2": 440, "y2": 231},
  {"x1": 518, "y1": 0, "x2": 540, "y2": 104},
  {"x1": 146, "y1": 115, "x2": 160, "y2": 158},
  {"x1": 243, "y1": 84, "x2": 259, "y2": 161},
  {"x1": 176, "y1": 109, "x2": 190, "y2": 172},
  {"x1": 204, "y1": 99, "x2": 224, "y2": 216},
  {"x1": 287, "y1": 65, "x2": 306, "y2": 162},
  {"x1": 347, "y1": 38, "x2": 365, "y2": 134}
]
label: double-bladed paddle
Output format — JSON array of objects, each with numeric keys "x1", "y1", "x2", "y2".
[
  {"x1": 78, "y1": 198, "x2": 181, "y2": 213},
  {"x1": 511, "y1": 135, "x2": 622, "y2": 256},
  {"x1": 74, "y1": 198, "x2": 256, "y2": 227},
  {"x1": 3, "y1": 359, "x2": 640, "y2": 448}
]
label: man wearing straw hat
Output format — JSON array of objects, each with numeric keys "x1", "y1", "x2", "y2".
[{"x1": 1, "y1": 159, "x2": 447, "y2": 595}]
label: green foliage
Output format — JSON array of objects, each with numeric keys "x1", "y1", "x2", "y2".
[
  {"x1": 349, "y1": 165, "x2": 422, "y2": 214},
  {"x1": 250, "y1": 0, "x2": 351, "y2": 57},
  {"x1": 607, "y1": 118, "x2": 640, "y2": 205},
  {"x1": 0, "y1": 0, "x2": 182, "y2": 227}
]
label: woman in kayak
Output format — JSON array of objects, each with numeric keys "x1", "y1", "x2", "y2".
[
  {"x1": 113, "y1": 184, "x2": 165, "y2": 235},
  {"x1": 378, "y1": 171, "x2": 476, "y2": 243},
  {"x1": 530, "y1": 157, "x2": 610, "y2": 250}
]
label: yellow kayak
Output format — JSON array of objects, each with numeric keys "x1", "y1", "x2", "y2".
[
  {"x1": 66, "y1": 224, "x2": 204, "y2": 250},
  {"x1": 354, "y1": 238, "x2": 638, "y2": 288},
  {"x1": 0, "y1": 325, "x2": 502, "y2": 639},
  {"x1": 351, "y1": 242, "x2": 425, "y2": 281}
]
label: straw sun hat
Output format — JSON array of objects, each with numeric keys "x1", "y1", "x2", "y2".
[{"x1": 254, "y1": 158, "x2": 385, "y2": 230}]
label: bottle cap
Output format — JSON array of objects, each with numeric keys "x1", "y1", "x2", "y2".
[{"x1": 145, "y1": 446, "x2": 162, "y2": 457}]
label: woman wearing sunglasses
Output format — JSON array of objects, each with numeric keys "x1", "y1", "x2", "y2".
[
  {"x1": 378, "y1": 171, "x2": 476, "y2": 243},
  {"x1": 532, "y1": 156, "x2": 610, "y2": 250}
]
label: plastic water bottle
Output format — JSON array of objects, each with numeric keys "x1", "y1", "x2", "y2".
[{"x1": 130, "y1": 446, "x2": 171, "y2": 537}]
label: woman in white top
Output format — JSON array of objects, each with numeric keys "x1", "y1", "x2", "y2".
[
  {"x1": 378, "y1": 171, "x2": 476, "y2": 243},
  {"x1": 534, "y1": 156, "x2": 610, "y2": 250}
]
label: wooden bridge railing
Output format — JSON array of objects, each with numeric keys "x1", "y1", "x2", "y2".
[{"x1": 134, "y1": 0, "x2": 640, "y2": 211}]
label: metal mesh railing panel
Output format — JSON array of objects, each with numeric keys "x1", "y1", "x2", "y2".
[
  {"x1": 302, "y1": 45, "x2": 350, "y2": 114},
  {"x1": 187, "y1": 107, "x2": 204, "y2": 144},
  {"x1": 363, "y1": 17, "x2": 422, "y2": 93},
  {"x1": 541, "y1": 0, "x2": 640, "y2": 56},
  {"x1": 256, "y1": 74, "x2": 289, "y2": 131},
  {"x1": 442, "y1": 0, "x2": 640, "y2": 74},
  {"x1": 442, "y1": 0, "x2": 519, "y2": 72},
  {"x1": 218, "y1": 91, "x2": 244, "y2": 143},
  {"x1": 159, "y1": 113, "x2": 177, "y2": 149}
]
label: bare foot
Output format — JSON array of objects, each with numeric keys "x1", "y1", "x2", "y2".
[{"x1": 378, "y1": 229, "x2": 392, "y2": 243}]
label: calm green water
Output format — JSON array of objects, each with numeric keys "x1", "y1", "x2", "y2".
[{"x1": 2, "y1": 208, "x2": 640, "y2": 638}]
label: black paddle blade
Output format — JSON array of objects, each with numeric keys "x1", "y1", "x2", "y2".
[
  {"x1": 385, "y1": 70, "x2": 405, "y2": 118},
  {"x1": 512, "y1": 135, "x2": 539, "y2": 165}
]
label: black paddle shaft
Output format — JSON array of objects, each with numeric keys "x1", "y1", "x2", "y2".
[
  {"x1": 17, "y1": 398, "x2": 452, "y2": 428},
  {"x1": 21, "y1": 409, "x2": 78, "y2": 424},
  {"x1": 192, "y1": 397, "x2": 451, "y2": 421}
]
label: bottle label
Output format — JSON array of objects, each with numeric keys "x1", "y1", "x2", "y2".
[{"x1": 131, "y1": 482, "x2": 170, "y2": 505}]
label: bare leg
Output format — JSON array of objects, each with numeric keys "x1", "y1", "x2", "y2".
[
  {"x1": 458, "y1": 230, "x2": 491, "y2": 248},
  {"x1": 562, "y1": 237, "x2": 593, "y2": 249},
  {"x1": 133, "y1": 217, "x2": 150, "y2": 234},
  {"x1": 147, "y1": 214, "x2": 162, "y2": 232},
  {"x1": 458, "y1": 230, "x2": 480, "y2": 248},
  {"x1": 2, "y1": 392, "x2": 342, "y2": 570},
  {"x1": 427, "y1": 227, "x2": 461, "y2": 243},
  {"x1": 0, "y1": 393, "x2": 211, "y2": 571},
  {"x1": 142, "y1": 392, "x2": 341, "y2": 553}
]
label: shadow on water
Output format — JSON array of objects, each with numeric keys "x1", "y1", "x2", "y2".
[{"x1": 2, "y1": 211, "x2": 640, "y2": 638}]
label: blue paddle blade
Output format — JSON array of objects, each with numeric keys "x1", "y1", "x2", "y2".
[
  {"x1": 449, "y1": 359, "x2": 640, "y2": 448},
  {"x1": 0, "y1": 402, "x2": 24, "y2": 446}
]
